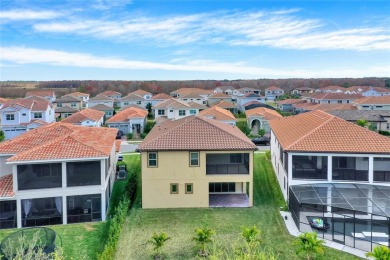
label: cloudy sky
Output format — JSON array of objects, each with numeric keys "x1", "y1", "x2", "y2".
[{"x1": 0, "y1": 0, "x2": 389, "y2": 80}]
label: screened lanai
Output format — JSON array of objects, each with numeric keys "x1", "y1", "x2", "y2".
[{"x1": 289, "y1": 183, "x2": 390, "y2": 252}]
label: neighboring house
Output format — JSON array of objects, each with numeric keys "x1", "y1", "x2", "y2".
[
  {"x1": 149, "y1": 93, "x2": 172, "y2": 106},
  {"x1": 101, "y1": 91, "x2": 122, "y2": 100},
  {"x1": 88, "y1": 94, "x2": 114, "y2": 108},
  {"x1": 0, "y1": 97, "x2": 55, "y2": 140},
  {"x1": 53, "y1": 95, "x2": 83, "y2": 110},
  {"x1": 243, "y1": 101, "x2": 276, "y2": 111},
  {"x1": 354, "y1": 96, "x2": 390, "y2": 111},
  {"x1": 178, "y1": 92, "x2": 207, "y2": 105},
  {"x1": 199, "y1": 106, "x2": 237, "y2": 125},
  {"x1": 61, "y1": 108, "x2": 105, "y2": 127},
  {"x1": 269, "y1": 110, "x2": 390, "y2": 252},
  {"x1": 130, "y1": 89, "x2": 153, "y2": 100},
  {"x1": 0, "y1": 123, "x2": 118, "y2": 229},
  {"x1": 214, "y1": 86, "x2": 235, "y2": 95},
  {"x1": 170, "y1": 88, "x2": 213, "y2": 98},
  {"x1": 245, "y1": 107, "x2": 282, "y2": 135},
  {"x1": 65, "y1": 91, "x2": 90, "y2": 102},
  {"x1": 328, "y1": 110, "x2": 390, "y2": 132},
  {"x1": 236, "y1": 93, "x2": 266, "y2": 110},
  {"x1": 89, "y1": 104, "x2": 114, "y2": 120},
  {"x1": 106, "y1": 106, "x2": 148, "y2": 134},
  {"x1": 25, "y1": 90, "x2": 56, "y2": 102},
  {"x1": 291, "y1": 87, "x2": 314, "y2": 95},
  {"x1": 344, "y1": 86, "x2": 390, "y2": 96},
  {"x1": 138, "y1": 115, "x2": 257, "y2": 209},
  {"x1": 276, "y1": 99, "x2": 306, "y2": 112},
  {"x1": 207, "y1": 92, "x2": 232, "y2": 106},
  {"x1": 0, "y1": 97, "x2": 8, "y2": 109},
  {"x1": 153, "y1": 99, "x2": 207, "y2": 120},
  {"x1": 302, "y1": 93, "x2": 362, "y2": 104},
  {"x1": 265, "y1": 86, "x2": 284, "y2": 100},
  {"x1": 293, "y1": 102, "x2": 356, "y2": 114},
  {"x1": 213, "y1": 100, "x2": 239, "y2": 114},
  {"x1": 315, "y1": 85, "x2": 345, "y2": 93},
  {"x1": 233, "y1": 87, "x2": 261, "y2": 96},
  {"x1": 55, "y1": 106, "x2": 79, "y2": 121},
  {"x1": 121, "y1": 93, "x2": 151, "y2": 108}
]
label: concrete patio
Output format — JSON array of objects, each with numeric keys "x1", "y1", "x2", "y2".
[{"x1": 209, "y1": 194, "x2": 249, "y2": 207}]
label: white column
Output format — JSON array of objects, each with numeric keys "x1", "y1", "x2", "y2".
[
  {"x1": 16, "y1": 199, "x2": 22, "y2": 228},
  {"x1": 327, "y1": 155, "x2": 332, "y2": 181},
  {"x1": 101, "y1": 159, "x2": 106, "y2": 187},
  {"x1": 288, "y1": 153, "x2": 293, "y2": 184},
  {"x1": 369, "y1": 156, "x2": 374, "y2": 183},
  {"x1": 249, "y1": 181, "x2": 253, "y2": 207},
  {"x1": 101, "y1": 191, "x2": 106, "y2": 221},
  {"x1": 62, "y1": 195, "x2": 67, "y2": 225},
  {"x1": 62, "y1": 162, "x2": 67, "y2": 188},
  {"x1": 12, "y1": 165, "x2": 18, "y2": 192}
]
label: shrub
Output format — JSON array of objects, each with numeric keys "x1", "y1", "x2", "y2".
[
  {"x1": 234, "y1": 112, "x2": 246, "y2": 118},
  {"x1": 147, "y1": 232, "x2": 171, "y2": 259},
  {"x1": 0, "y1": 130, "x2": 4, "y2": 142},
  {"x1": 127, "y1": 133, "x2": 133, "y2": 139},
  {"x1": 258, "y1": 129, "x2": 265, "y2": 137},
  {"x1": 236, "y1": 121, "x2": 251, "y2": 136},
  {"x1": 125, "y1": 171, "x2": 137, "y2": 207},
  {"x1": 140, "y1": 133, "x2": 147, "y2": 139},
  {"x1": 144, "y1": 121, "x2": 156, "y2": 135},
  {"x1": 193, "y1": 227, "x2": 215, "y2": 257},
  {"x1": 366, "y1": 245, "x2": 390, "y2": 260},
  {"x1": 294, "y1": 232, "x2": 325, "y2": 260},
  {"x1": 379, "y1": 130, "x2": 390, "y2": 136},
  {"x1": 265, "y1": 151, "x2": 271, "y2": 161},
  {"x1": 241, "y1": 226, "x2": 261, "y2": 244}
]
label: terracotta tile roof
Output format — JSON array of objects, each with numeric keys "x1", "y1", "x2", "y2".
[
  {"x1": 209, "y1": 92, "x2": 231, "y2": 98},
  {"x1": 54, "y1": 95, "x2": 82, "y2": 103},
  {"x1": 130, "y1": 89, "x2": 152, "y2": 96},
  {"x1": 276, "y1": 99, "x2": 306, "y2": 105},
  {"x1": 199, "y1": 107, "x2": 236, "y2": 122},
  {"x1": 122, "y1": 93, "x2": 145, "y2": 101},
  {"x1": 139, "y1": 116, "x2": 257, "y2": 151},
  {"x1": 265, "y1": 86, "x2": 283, "y2": 91},
  {"x1": 152, "y1": 93, "x2": 172, "y2": 100},
  {"x1": 213, "y1": 100, "x2": 237, "y2": 109},
  {"x1": 374, "y1": 87, "x2": 390, "y2": 93},
  {"x1": 25, "y1": 90, "x2": 55, "y2": 97},
  {"x1": 0, "y1": 174, "x2": 14, "y2": 198},
  {"x1": 293, "y1": 87, "x2": 314, "y2": 91},
  {"x1": 304, "y1": 93, "x2": 362, "y2": 100},
  {"x1": 242, "y1": 101, "x2": 263, "y2": 107},
  {"x1": 237, "y1": 87, "x2": 259, "y2": 92},
  {"x1": 328, "y1": 110, "x2": 390, "y2": 122},
  {"x1": 153, "y1": 99, "x2": 206, "y2": 110},
  {"x1": 0, "y1": 123, "x2": 117, "y2": 162},
  {"x1": 89, "y1": 94, "x2": 114, "y2": 101},
  {"x1": 1, "y1": 97, "x2": 50, "y2": 111},
  {"x1": 0, "y1": 97, "x2": 9, "y2": 103},
  {"x1": 246, "y1": 107, "x2": 283, "y2": 120},
  {"x1": 90, "y1": 104, "x2": 114, "y2": 111},
  {"x1": 294, "y1": 102, "x2": 357, "y2": 111},
  {"x1": 101, "y1": 90, "x2": 122, "y2": 96},
  {"x1": 172, "y1": 88, "x2": 213, "y2": 96},
  {"x1": 115, "y1": 140, "x2": 121, "y2": 152},
  {"x1": 61, "y1": 108, "x2": 105, "y2": 124},
  {"x1": 215, "y1": 86, "x2": 235, "y2": 91},
  {"x1": 107, "y1": 107, "x2": 148, "y2": 123},
  {"x1": 66, "y1": 91, "x2": 89, "y2": 97},
  {"x1": 119, "y1": 104, "x2": 146, "y2": 111},
  {"x1": 20, "y1": 119, "x2": 48, "y2": 126},
  {"x1": 55, "y1": 106, "x2": 79, "y2": 113},
  {"x1": 269, "y1": 110, "x2": 390, "y2": 153},
  {"x1": 155, "y1": 117, "x2": 170, "y2": 125},
  {"x1": 354, "y1": 96, "x2": 390, "y2": 105},
  {"x1": 180, "y1": 92, "x2": 204, "y2": 99}
]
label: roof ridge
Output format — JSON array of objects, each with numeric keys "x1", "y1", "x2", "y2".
[{"x1": 285, "y1": 111, "x2": 335, "y2": 150}]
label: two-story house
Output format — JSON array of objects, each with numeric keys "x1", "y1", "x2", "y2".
[
  {"x1": 213, "y1": 86, "x2": 235, "y2": 95},
  {"x1": 0, "y1": 97, "x2": 55, "y2": 140},
  {"x1": 354, "y1": 96, "x2": 390, "y2": 111},
  {"x1": 106, "y1": 106, "x2": 148, "y2": 134},
  {"x1": 328, "y1": 110, "x2": 390, "y2": 132},
  {"x1": 88, "y1": 94, "x2": 114, "y2": 108},
  {"x1": 153, "y1": 99, "x2": 207, "y2": 120},
  {"x1": 233, "y1": 87, "x2": 261, "y2": 96},
  {"x1": 213, "y1": 100, "x2": 239, "y2": 114},
  {"x1": 25, "y1": 90, "x2": 56, "y2": 103},
  {"x1": 315, "y1": 86, "x2": 345, "y2": 93},
  {"x1": 291, "y1": 87, "x2": 314, "y2": 95},
  {"x1": 265, "y1": 86, "x2": 284, "y2": 100},
  {"x1": 149, "y1": 93, "x2": 172, "y2": 106},
  {"x1": 344, "y1": 86, "x2": 390, "y2": 96},
  {"x1": 61, "y1": 108, "x2": 105, "y2": 127},
  {"x1": 53, "y1": 95, "x2": 84, "y2": 110},
  {"x1": 0, "y1": 123, "x2": 118, "y2": 229},
  {"x1": 269, "y1": 110, "x2": 390, "y2": 252},
  {"x1": 302, "y1": 93, "x2": 362, "y2": 104},
  {"x1": 207, "y1": 93, "x2": 232, "y2": 106},
  {"x1": 276, "y1": 99, "x2": 307, "y2": 112},
  {"x1": 138, "y1": 116, "x2": 257, "y2": 208},
  {"x1": 236, "y1": 93, "x2": 266, "y2": 110}
]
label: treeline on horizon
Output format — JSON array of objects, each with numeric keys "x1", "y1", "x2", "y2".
[{"x1": 1, "y1": 78, "x2": 389, "y2": 98}]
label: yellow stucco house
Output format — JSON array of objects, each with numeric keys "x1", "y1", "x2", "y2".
[{"x1": 138, "y1": 116, "x2": 257, "y2": 209}]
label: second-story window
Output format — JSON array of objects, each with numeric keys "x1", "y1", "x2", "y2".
[
  {"x1": 148, "y1": 152, "x2": 158, "y2": 167},
  {"x1": 71, "y1": 102, "x2": 77, "y2": 107},
  {"x1": 190, "y1": 152, "x2": 199, "y2": 166},
  {"x1": 179, "y1": 110, "x2": 186, "y2": 116},
  {"x1": 189, "y1": 110, "x2": 196, "y2": 115},
  {"x1": 34, "y1": 112, "x2": 42, "y2": 119},
  {"x1": 6, "y1": 114, "x2": 15, "y2": 120},
  {"x1": 57, "y1": 102, "x2": 62, "y2": 107},
  {"x1": 136, "y1": 101, "x2": 142, "y2": 105},
  {"x1": 158, "y1": 109, "x2": 165, "y2": 116}
]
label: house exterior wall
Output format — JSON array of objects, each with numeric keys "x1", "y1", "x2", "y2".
[
  {"x1": 154, "y1": 108, "x2": 200, "y2": 120},
  {"x1": 141, "y1": 150, "x2": 253, "y2": 209},
  {"x1": 357, "y1": 104, "x2": 390, "y2": 111},
  {"x1": 0, "y1": 156, "x2": 13, "y2": 177},
  {"x1": 53, "y1": 101, "x2": 83, "y2": 110},
  {"x1": 79, "y1": 117, "x2": 103, "y2": 127},
  {"x1": 88, "y1": 101, "x2": 114, "y2": 108}
]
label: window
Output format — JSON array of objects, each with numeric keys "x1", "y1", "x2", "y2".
[
  {"x1": 57, "y1": 103, "x2": 62, "y2": 107},
  {"x1": 230, "y1": 154, "x2": 242, "y2": 163},
  {"x1": 337, "y1": 100, "x2": 342, "y2": 104},
  {"x1": 67, "y1": 161, "x2": 101, "y2": 187},
  {"x1": 71, "y1": 102, "x2": 77, "y2": 107},
  {"x1": 148, "y1": 152, "x2": 158, "y2": 167},
  {"x1": 6, "y1": 114, "x2": 14, "y2": 120},
  {"x1": 157, "y1": 109, "x2": 165, "y2": 116},
  {"x1": 124, "y1": 102, "x2": 129, "y2": 106},
  {"x1": 136, "y1": 101, "x2": 142, "y2": 105},
  {"x1": 170, "y1": 183, "x2": 178, "y2": 194},
  {"x1": 34, "y1": 112, "x2": 42, "y2": 119},
  {"x1": 189, "y1": 109, "x2": 196, "y2": 115},
  {"x1": 169, "y1": 110, "x2": 173, "y2": 113},
  {"x1": 190, "y1": 152, "x2": 199, "y2": 166},
  {"x1": 179, "y1": 110, "x2": 186, "y2": 116},
  {"x1": 185, "y1": 183, "x2": 193, "y2": 194},
  {"x1": 209, "y1": 182, "x2": 236, "y2": 193},
  {"x1": 22, "y1": 113, "x2": 26, "y2": 116}
]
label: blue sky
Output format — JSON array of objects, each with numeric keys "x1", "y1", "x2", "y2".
[{"x1": 0, "y1": 0, "x2": 389, "y2": 80}]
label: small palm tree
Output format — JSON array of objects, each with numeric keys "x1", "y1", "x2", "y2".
[
  {"x1": 366, "y1": 245, "x2": 390, "y2": 260},
  {"x1": 147, "y1": 232, "x2": 171, "y2": 260},
  {"x1": 241, "y1": 225, "x2": 261, "y2": 244},
  {"x1": 193, "y1": 227, "x2": 215, "y2": 257},
  {"x1": 293, "y1": 232, "x2": 325, "y2": 260}
]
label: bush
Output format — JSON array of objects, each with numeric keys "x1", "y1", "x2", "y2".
[
  {"x1": 0, "y1": 130, "x2": 4, "y2": 142},
  {"x1": 125, "y1": 171, "x2": 137, "y2": 207},
  {"x1": 140, "y1": 133, "x2": 147, "y2": 139},
  {"x1": 144, "y1": 121, "x2": 156, "y2": 135},
  {"x1": 234, "y1": 112, "x2": 246, "y2": 119},
  {"x1": 236, "y1": 121, "x2": 251, "y2": 136},
  {"x1": 265, "y1": 151, "x2": 271, "y2": 161},
  {"x1": 127, "y1": 133, "x2": 133, "y2": 139},
  {"x1": 379, "y1": 130, "x2": 390, "y2": 136}
]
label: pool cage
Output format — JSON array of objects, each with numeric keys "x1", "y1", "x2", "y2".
[{"x1": 289, "y1": 183, "x2": 390, "y2": 252}]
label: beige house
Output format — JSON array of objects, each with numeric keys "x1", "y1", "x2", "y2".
[{"x1": 138, "y1": 116, "x2": 257, "y2": 209}]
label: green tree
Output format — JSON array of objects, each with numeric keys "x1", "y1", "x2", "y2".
[
  {"x1": 0, "y1": 130, "x2": 4, "y2": 142},
  {"x1": 193, "y1": 227, "x2": 215, "y2": 257},
  {"x1": 146, "y1": 102, "x2": 153, "y2": 119},
  {"x1": 258, "y1": 129, "x2": 265, "y2": 137},
  {"x1": 147, "y1": 232, "x2": 171, "y2": 260},
  {"x1": 293, "y1": 232, "x2": 325, "y2": 260},
  {"x1": 241, "y1": 225, "x2": 261, "y2": 244},
  {"x1": 366, "y1": 245, "x2": 390, "y2": 260},
  {"x1": 356, "y1": 119, "x2": 369, "y2": 128}
]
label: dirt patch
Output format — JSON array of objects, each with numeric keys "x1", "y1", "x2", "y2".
[{"x1": 84, "y1": 223, "x2": 96, "y2": 232}]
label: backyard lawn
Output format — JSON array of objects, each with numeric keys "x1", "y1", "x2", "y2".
[{"x1": 115, "y1": 153, "x2": 359, "y2": 259}]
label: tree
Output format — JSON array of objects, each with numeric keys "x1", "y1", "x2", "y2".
[
  {"x1": 356, "y1": 119, "x2": 369, "y2": 128},
  {"x1": 0, "y1": 130, "x2": 4, "y2": 142},
  {"x1": 366, "y1": 245, "x2": 390, "y2": 260},
  {"x1": 146, "y1": 102, "x2": 153, "y2": 119},
  {"x1": 258, "y1": 129, "x2": 265, "y2": 137},
  {"x1": 193, "y1": 227, "x2": 215, "y2": 257},
  {"x1": 147, "y1": 232, "x2": 171, "y2": 260},
  {"x1": 293, "y1": 232, "x2": 325, "y2": 260},
  {"x1": 241, "y1": 226, "x2": 261, "y2": 244}
]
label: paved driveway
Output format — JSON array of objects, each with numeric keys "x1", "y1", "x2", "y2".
[{"x1": 119, "y1": 141, "x2": 140, "y2": 153}]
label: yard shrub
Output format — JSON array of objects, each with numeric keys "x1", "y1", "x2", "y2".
[
  {"x1": 379, "y1": 130, "x2": 390, "y2": 136},
  {"x1": 98, "y1": 196, "x2": 130, "y2": 260},
  {"x1": 127, "y1": 133, "x2": 133, "y2": 139},
  {"x1": 147, "y1": 232, "x2": 171, "y2": 260},
  {"x1": 193, "y1": 227, "x2": 215, "y2": 257},
  {"x1": 241, "y1": 225, "x2": 261, "y2": 244},
  {"x1": 0, "y1": 130, "x2": 4, "y2": 142},
  {"x1": 140, "y1": 133, "x2": 147, "y2": 139},
  {"x1": 366, "y1": 245, "x2": 390, "y2": 260},
  {"x1": 265, "y1": 151, "x2": 271, "y2": 161},
  {"x1": 234, "y1": 112, "x2": 246, "y2": 118},
  {"x1": 144, "y1": 121, "x2": 156, "y2": 135},
  {"x1": 125, "y1": 171, "x2": 137, "y2": 207},
  {"x1": 294, "y1": 232, "x2": 325, "y2": 260},
  {"x1": 236, "y1": 121, "x2": 251, "y2": 136}
]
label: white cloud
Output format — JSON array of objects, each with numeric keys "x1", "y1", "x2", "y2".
[
  {"x1": 0, "y1": 10, "x2": 63, "y2": 21},
  {"x1": 31, "y1": 10, "x2": 390, "y2": 51},
  {"x1": 92, "y1": 0, "x2": 132, "y2": 10},
  {"x1": 1, "y1": 46, "x2": 389, "y2": 78}
]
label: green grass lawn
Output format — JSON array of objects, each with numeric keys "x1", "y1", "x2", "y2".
[{"x1": 115, "y1": 154, "x2": 359, "y2": 259}]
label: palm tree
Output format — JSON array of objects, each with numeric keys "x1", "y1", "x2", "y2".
[
  {"x1": 147, "y1": 232, "x2": 171, "y2": 260},
  {"x1": 293, "y1": 232, "x2": 325, "y2": 260},
  {"x1": 366, "y1": 245, "x2": 390, "y2": 260},
  {"x1": 193, "y1": 227, "x2": 215, "y2": 257},
  {"x1": 241, "y1": 225, "x2": 261, "y2": 244}
]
